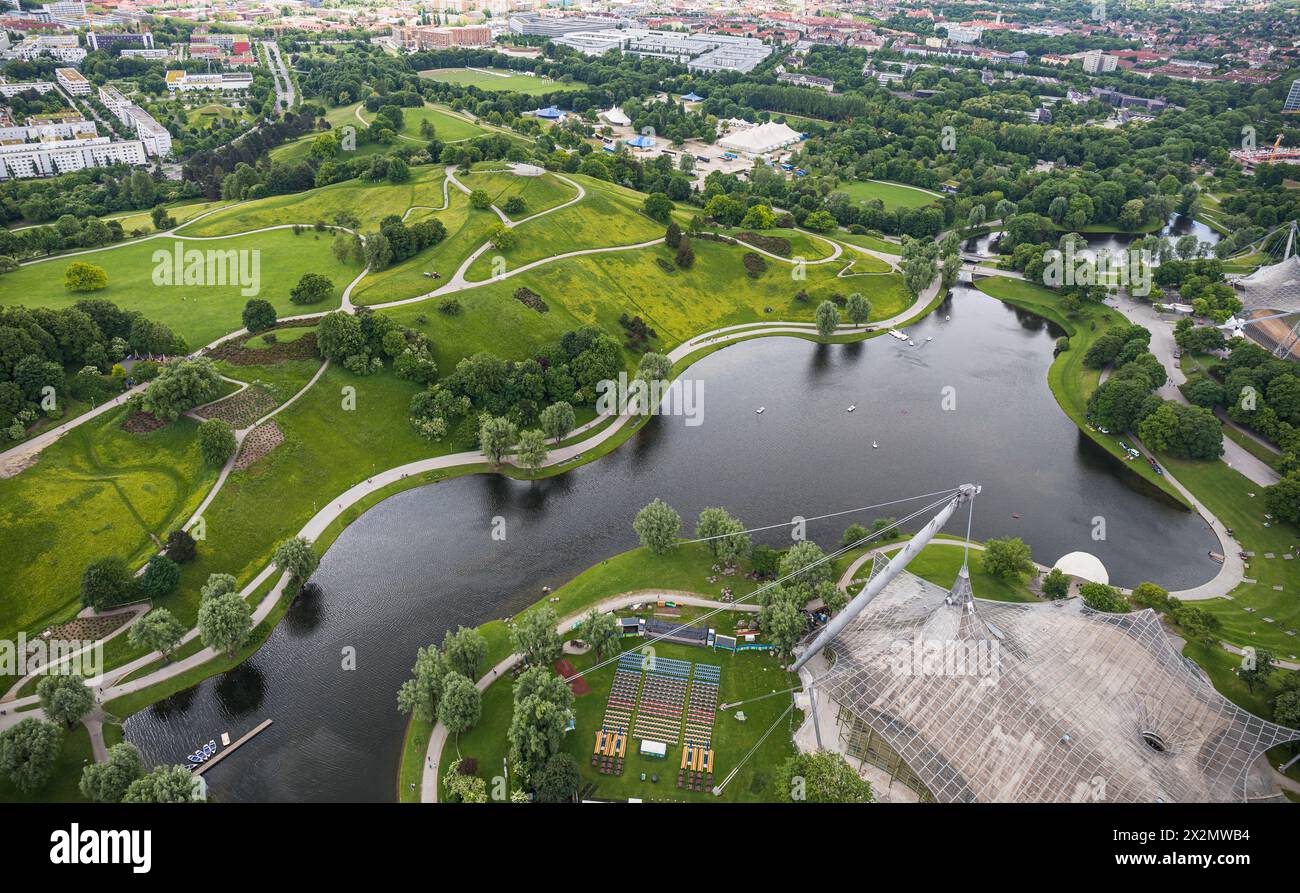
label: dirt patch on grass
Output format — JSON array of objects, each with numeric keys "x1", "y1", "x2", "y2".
[
  {"x1": 194, "y1": 386, "x2": 279, "y2": 429},
  {"x1": 207, "y1": 327, "x2": 319, "y2": 366},
  {"x1": 234, "y1": 420, "x2": 284, "y2": 470},
  {"x1": 122, "y1": 411, "x2": 167, "y2": 433},
  {"x1": 44, "y1": 611, "x2": 135, "y2": 642}
]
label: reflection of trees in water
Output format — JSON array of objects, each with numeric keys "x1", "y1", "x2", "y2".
[
  {"x1": 808, "y1": 341, "x2": 833, "y2": 378},
  {"x1": 148, "y1": 685, "x2": 197, "y2": 720},
  {"x1": 284, "y1": 582, "x2": 323, "y2": 635},
  {"x1": 215, "y1": 662, "x2": 266, "y2": 717}
]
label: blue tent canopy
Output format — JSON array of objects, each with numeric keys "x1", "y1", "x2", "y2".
[
  {"x1": 626, "y1": 134, "x2": 654, "y2": 148},
  {"x1": 681, "y1": 92, "x2": 703, "y2": 102},
  {"x1": 531, "y1": 106, "x2": 563, "y2": 118}
]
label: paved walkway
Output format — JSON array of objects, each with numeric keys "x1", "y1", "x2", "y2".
[{"x1": 419, "y1": 589, "x2": 759, "y2": 803}]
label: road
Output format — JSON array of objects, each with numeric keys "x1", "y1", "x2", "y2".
[{"x1": 263, "y1": 41, "x2": 295, "y2": 114}]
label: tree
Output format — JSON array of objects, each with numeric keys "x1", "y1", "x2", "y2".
[
  {"x1": 1240, "y1": 648, "x2": 1274, "y2": 693},
  {"x1": 665, "y1": 221, "x2": 683, "y2": 249},
  {"x1": 1273, "y1": 689, "x2": 1300, "y2": 732},
  {"x1": 582, "y1": 609, "x2": 620, "y2": 657},
  {"x1": 1130, "y1": 582, "x2": 1170, "y2": 611},
  {"x1": 1079, "y1": 582, "x2": 1130, "y2": 613},
  {"x1": 741, "y1": 203, "x2": 776, "y2": 230},
  {"x1": 842, "y1": 523, "x2": 868, "y2": 547},
  {"x1": 633, "y1": 498, "x2": 681, "y2": 555},
  {"x1": 64, "y1": 261, "x2": 108, "y2": 292},
  {"x1": 536, "y1": 752, "x2": 580, "y2": 802},
  {"x1": 779, "y1": 540, "x2": 834, "y2": 592},
  {"x1": 138, "y1": 554, "x2": 180, "y2": 599},
  {"x1": 760, "y1": 589, "x2": 807, "y2": 656},
  {"x1": 242, "y1": 299, "x2": 277, "y2": 333},
  {"x1": 0, "y1": 718, "x2": 62, "y2": 794},
  {"x1": 516, "y1": 427, "x2": 548, "y2": 472},
  {"x1": 1040, "y1": 567, "x2": 1070, "y2": 600},
  {"x1": 511, "y1": 605, "x2": 562, "y2": 667},
  {"x1": 503, "y1": 195, "x2": 526, "y2": 216},
  {"x1": 197, "y1": 418, "x2": 236, "y2": 468},
  {"x1": 1264, "y1": 472, "x2": 1300, "y2": 526},
  {"x1": 122, "y1": 765, "x2": 204, "y2": 802},
  {"x1": 802, "y1": 210, "x2": 836, "y2": 232},
  {"x1": 815, "y1": 300, "x2": 839, "y2": 338},
  {"x1": 774, "y1": 750, "x2": 874, "y2": 803},
  {"x1": 981, "y1": 537, "x2": 1035, "y2": 581},
  {"x1": 507, "y1": 665, "x2": 574, "y2": 785},
  {"x1": 272, "y1": 536, "x2": 319, "y2": 585},
  {"x1": 695, "y1": 507, "x2": 751, "y2": 562},
  {"x1": 79, "y1": 742, "x2": 145, "y2": 803},
  {"x1": 636, "y1": 351, "x2": 673, "y2": 383},
  {"x1": 141, "y1": 357, "x2": 221, "y2": 421},
  {"x1": 438, "y1": 672, "x2": 482, "y2": 733},
  {"x1": 539, "y1": 401, "x2": 575, "y2": 442},
  {"x1": 37, "y1": 673, "x2": 93, "y2": 727},
  {"x1": 478, "y1": 413, "x2": 517, "y2": 465},
  {"x1": 643, "y1": 192, "x2": 674, "y2": 223},
  {"x1": 397, "y1": 645, "x2": 447, "y2": 723},
  {"x1": 675, "y1": 235, "x2": 695, "y2": 269},
  {"x1": 845, "y1": 292, "x2": 871, "y2": 326},
  {"x1": 290, "y1": 272, "x2": 334, "y2": 305},
  {"x1": 490, "y1": 223, "x2": 517, "y2": 251},
  {"x1": 80, "y1": 557, "x2": 136, "y2": 611},
  {"x1": 442, "y1": 758, "x2": 488, "y2": 803},
  {"x1": 198, "y1": 591, "x2": 253, "y2": 656},
  {"x1": 469, "y1": 189, "x2": 491, "y2": 209},
  {"x1": 128, "y1": 607, "x2": 185, "y2": 660},
  {"x1": 442, "y1": 626, "x2": 487, "y2": 679}
]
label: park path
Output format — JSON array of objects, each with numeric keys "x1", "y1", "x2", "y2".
[{"x1": 418, "y1": 590, "x2": 759, "y2": 803}]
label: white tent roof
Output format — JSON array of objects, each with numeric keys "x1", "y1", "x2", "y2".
[
  {"x1": 718, "y1": 121, "x2": 802, "y2": 155},
  {"x1": 1236, "y1": 254, "x2": 1300, "y2": 313},
  {"x1": 600, "y1": 106, "x2": 631, "y2": 126},
  {"x1": 1052, "y1": 550, "x2": 1109, "y2": 584}
]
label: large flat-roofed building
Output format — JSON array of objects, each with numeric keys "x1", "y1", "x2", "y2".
[
  {"x1": 0, "y1": 80, "x2": 58, "y2": 97},
  {"x1": 119, "y1": 48, "x2": 170, "y2": 60},
  {"x1": 395, "y1": 25, "x2": 492, "y2": 50},
  {"x1": 87, "y1": 30, "x2": 155, "y2": 52},
  {"x1": 1083, "y1": 49, "x2": 1118, "y2": 73},
  {"x1": 98, "y1": 85, "x2": 171, "y2": 156},
  {"x1": 799, "y1": 564, "x2": 1300, "y2": 802},
  {"x1": 0, "y1": 116, "x2": 96, "y2": 142},
  {"x1": 551, "y1": 27, "x2": 771, "y2": 73},
  {"x1": 0, "y1": 134, "x2": 146, "y2": 179},
  {"x1": 508, "y1": 12, "x2": 621, "y2": 37},
  {"x1": 55, "y1": 67, "x2": 90, "y2": 95},
  {"x1": 3, "y1": 34, "x2": 87, "y2": 64},
  {"x1": 165, "y1": 70, "x2": 253, "y2": 91}
]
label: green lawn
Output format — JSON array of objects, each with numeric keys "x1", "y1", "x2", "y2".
[
  {"x1": 900, "y1": 543, "x2": 1039, "y2": 603},
  {"x1": 2, "y1": 229, "x2": 357, "y2": 348},
  {"x1": 830, "y1": 229, "x2": 902, "y2": 256},
  {"x1": 419, "y1": 67, "x2": 585, "y2": 96},
  {"x1": 1157, "y1": 455, "x2": 1300, "y2": 656},
  {"x1": 974, "y1": 276, "x2": 1189, "y2": 506},
  {"x1": 359, "y1": 103, "x2": 486, "y2": 143},
  {"x1": 0, "y1": 408, "x2": 215, "y2": 644},
  {"x1": 349, "y1": 188, "x2": 498, "y2": 306},
  {"x1": 178, "y1": 166, "x2": 449, "y2": 237},
  {"x1": 835, "y1": 179, "x2": 942, "y2": 211},
  {"x1": 462, "y1": 175, "x2": 669, "y2": 281},
  {"x1": 453, "y1": 168, "x2": 578, "y2": 218}
]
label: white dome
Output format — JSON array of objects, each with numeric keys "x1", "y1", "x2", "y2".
[{"x1": 1052, "y1": 551, "x2": 1109, "y2": 585}]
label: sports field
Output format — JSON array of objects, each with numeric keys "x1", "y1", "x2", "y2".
[
  {"x1": 419, "y1": 67, "x2": 584, "y2": 96},
  {"x1": 837, "y1": 179, "x2": 942, "y2": 211}
]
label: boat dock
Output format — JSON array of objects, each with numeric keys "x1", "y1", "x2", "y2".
[
  {"x1": 887, "y1": 329, "x2": 907, "y2": 341},
  {"x1": 194, "y1": 719, "x2": 273, "y2": 777}
]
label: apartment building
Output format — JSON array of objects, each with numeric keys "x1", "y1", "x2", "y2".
[
  {"x1": 165, "y1": 70, "x2": 253, "y2": 91},
  {"x1": 98, "y1": 84, "x2": 171, "y2": 156},
  {"x1": 55, "y1": 67, "x2": 91, "y2": 95},
  {"x1": 0, "y1": 135, "x2": 146, "y2": 179},
  {"x1": 87, "y1": 30, "x2": 155, "y2": 52},
  {"x1": 395, "y1": 25, "x2": 492, "y2": 50},
  {"x1": 1083, "y1": 50, "x2": 1118, "y2": 73},
  {"x1": 3, "y1": 35, "x2": 87, "y2": 64}
]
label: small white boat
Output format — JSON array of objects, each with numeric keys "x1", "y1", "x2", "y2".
[
  {"x1": 926, "y1": 336, "x2": 933, "y2": 341},
  {"x1": 945, "y1": 315, "x2": 951, "y2": 321},
  {"x1": 847, "y1": 405, "x2": 856, "y2": 412},
  {"x1": 755, "y1": 407, "x2": 765, "y2": 414},
  {"x1": 872, "y1": 441, "x2": 878, "y2": 449},
  {"x1": 907, "y1": 339, "x2": 915, "y2": 346}
]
